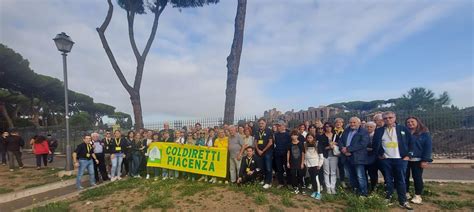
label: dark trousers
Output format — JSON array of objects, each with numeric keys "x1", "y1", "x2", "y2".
[
  {"x1": 36, "y1": 154, "x2": 48, "y2": 167},
  {"x1": 0, "y1": 149, "x2": 7, "y2": 164},
  {"x1": 122, "y1": 154, "x2": 130, "y2": 176},
  {"x1": 93, "y1": 153, "x2": 109, "y2": 181},
  {"x1": 274, "y1": 151, "x2": 288, "y2": 185},
  {"x1": 290, "y1": 168, "x2": 305, "y2": 189},
  {"x1": 406, "y1": 161, "x2": 424, "y2": 195},
  {"x1": 338, "y1": 157, "x2": 346, "y2": 182},
  {"x1": 258, "y1": 152, "x2": 273, "y2": 184},
  {"x1": 380, "y1": 158, "x2": 408, "y2": 205},
  {"x1": 7, "y1": 151, "x2": 23, "y2": 169},
  {"x1": 130, "y1": 153, "x2": 143, "y2": 176},
  {"x1": 241, "y1": 172, "x2": 258, "y2": 184},
  {"x1": 308, "y1": 166, "x2": 321, "y2": 192},
  {"x1": 365, "y1": 162, "x2": 379, "y2": 192}
]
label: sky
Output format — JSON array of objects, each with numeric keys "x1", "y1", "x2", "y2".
[{"x1": 1, "y1": 0, "x2": 473, "y2": 123}]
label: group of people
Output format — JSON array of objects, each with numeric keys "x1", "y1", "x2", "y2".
[{"x1": 2, "y1": 110, "x2": 432, "y2": 210}]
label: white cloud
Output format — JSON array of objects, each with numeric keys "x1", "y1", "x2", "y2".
[{"x1": 0, "y1": 0, "x2": 469, "y2": 122}]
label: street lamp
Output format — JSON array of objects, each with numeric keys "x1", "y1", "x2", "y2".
[{"x1": 53, "y1": 32, "x2": 74, "y2": 171}]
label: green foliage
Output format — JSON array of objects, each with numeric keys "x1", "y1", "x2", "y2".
[
  {"x1": 254, "y1": 192, "x2": 268, "y2": 205},
  {"x1": 109, "y1": 111, "x2": 133, "y2": 129},
  {"x1": 178, "y1": 182, "x2": 210, "y2": 197},
  {"x1": 445, "y1": 191, "x2": 460, "y2": 196},
  {"x1": 27, "y1": 201, "x2": 70, "y2": 212},
  {"x1": 269, "y1": 205, "x2": 285, "y2": 212},
  {"x1": 396, "y1": 87, "x2": 451, "y2": 111},
  {"x1": 70, "y1": 111, "x2": 94, "y2": 128},
  {"x1": 281, "y1": 194, "x2": 296, "y2": 207},
  {"x1": 79, "y1": 178, "x2": 139, "y2": 201}
]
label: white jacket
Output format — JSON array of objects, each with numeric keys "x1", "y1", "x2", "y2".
[{"x1": 305, "y1": 145, "x2": 324, "y2": 167}]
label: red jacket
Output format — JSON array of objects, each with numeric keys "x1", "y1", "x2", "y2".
[{"x1": 34, "y1": 140, "x2": 50, "y2": 155}]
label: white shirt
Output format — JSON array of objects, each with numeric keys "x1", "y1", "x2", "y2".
[{"x1": 382, "y1": 127, "x2": 401, "y2": 159}]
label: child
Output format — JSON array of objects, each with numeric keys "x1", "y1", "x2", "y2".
[
  {"x1": 305, "y1": 134, "x2": 324, "y2": 200},
  {"x1": 146, "y1": 133, "x2": 161, "y2": 180},
  {"x1": 287, "y1": 129, "x2": 305, "y2": 194}
]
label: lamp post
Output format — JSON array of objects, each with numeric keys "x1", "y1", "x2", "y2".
[{"x1": 53, "y1": 32, "x2": 74, "y2": 171}]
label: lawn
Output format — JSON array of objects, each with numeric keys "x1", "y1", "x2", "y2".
[
  {"x1": 27, "y1": 177, "x2": 474, "y2": 211},
  {"x1": 0, "y1": 165, "x2": 68, "y2": 194}
]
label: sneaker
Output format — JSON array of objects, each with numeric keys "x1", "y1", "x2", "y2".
[
  {"x1": 263, "y1": 184, "x2": 272, "y2": 189},
  {"x1": 111, "y1": 177, "x2": 117, "y2": 182},
  {"x1": 294, "y1": 188, "x2": 300, "y2": 194},
  {"x1": 400, "y1": 202, "x2": 413, "y2": 210},
  {"x1": 154, "y1": 177, "x2": 158, "y2": 181},
  {"x1": 162, "y1": 176, "x2": 168, "y2": 180},
  {"x1": 9, "y1": 169, "x2": 14, "y2": 172},
  {"x1": 411, "y1": 195, "x2": 422, "y2": 204},
  {"x1": 277, "y1": 185, "x2": 284, "y2": 189},
  {"x1": 315, "y1": 192, "x2": 321, "y2": 200},
  {"x1": 91, "y1": 184, "x2": 97, "y2": 187},
  {"x1": 341, "y1": 181, "x2": 347, "y2": 188},
  {"x1": 301, "y1": 190, "x2": 307, "y2": 195},
  {"x1": 19, "y1": 166, "x2": 24, "y2": 169},
  {"x1": 117, "y1": 176, "x2": 122, "y2": 180},
  {"x1": 2, "y1": 163, "x2": 6, "y2": 166},
  {"x1": 260, "y1": 181, "x2": 265, "y2": 185},
  {"x1": 385, "y1": 198, "x2": 393, "y2": 206},
  {"x1": 146, "y1": 174, "x2": 150, "y2": 179},
  {"x1": 406, "y1": 192, "x2": 412, "y2": 200},
  {"x1": 77, "y1": 186, "x2": 84, "y2": 190},
  {"x1": 36, "y1": 167, "x2": 41, "y2": 170},
  {"x1": 198, "y1": 176, "x2": 206, "y2": 182},
  {"x1": 308, "y1": 184, "x2": 313, "y2": 190},
  {"x1": 310, "y1": 192, "x2": 317, "y2": 198}
]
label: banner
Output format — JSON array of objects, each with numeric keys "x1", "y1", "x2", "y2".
[{"x1": 146, "y1": 142, "x2": 228, "y2": 178}]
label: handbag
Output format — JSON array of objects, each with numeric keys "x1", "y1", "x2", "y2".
[{"x1": 331, "y1": 134, "x2": 341, "y2": 156}]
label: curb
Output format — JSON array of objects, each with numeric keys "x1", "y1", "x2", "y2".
[{"x1": 0, "y1": 176, "x2": 88, "y2": 204}]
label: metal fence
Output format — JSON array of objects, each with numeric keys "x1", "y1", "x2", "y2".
[{"x1": 143, "y1": 116, "x2": 259, "y2": 131}]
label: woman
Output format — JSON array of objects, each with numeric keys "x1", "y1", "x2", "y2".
[
  {"x1": 33, "y1": 135, "x2": 50, "y2": 170},
  {"x1": 195, "y1": 131, "x2": 206, "y2": 146},
  {"x1": 206, "y1": 129, "x2": 216, "y2": 147},
  {"x1": 130, "y1": 133, "x2": 145, "y2": 178},
  {"x1": 405, "y1": 116, "x2": 432, "y2": 204},
  {"x1": 238, "y1": 126, "x2": 245, "y2": 136},
  {"x1": 211, "y1": 129, "x2": 228, "y2": 184},
  {"x1": 239, "y1": 127, "x2": 254, "y2": 157},
  {"x1": 305, "y1": 134, "x2": 324, "y2": 200},
  {"x1": 287, "y1": 130, "x2": 305, "y2": 194},
  {"x1": 320, "y1": 122, "x2": 339, "y2": 194},
  {"x1": 0, "y1": 131, "x2": 9, "y2": 166},
  {"x1": 123, "y1": 131, "x2": 134, "y2": 177},
  {"x1": 308, "y1": 125, "x2": 317, "y2": 137}
]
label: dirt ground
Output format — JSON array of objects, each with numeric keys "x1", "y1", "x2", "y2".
[
  {"x1": 0, "y1": 163, "x2": 66, "y2": 194},
  {"x1": 63, "y1": 178, "x2": 474, "y2": 212}
]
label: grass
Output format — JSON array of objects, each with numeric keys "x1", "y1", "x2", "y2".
[
  {"x1": 432, "y1": 199, "x2": 474, "y2": 210},
  {"x1": 26, "y1": 201, "x2": 70, "y2": 212},
  {"x1": 269, "y1": 205, "x2": 285, "y2": 212},
  {"x1": 254, "y1": 192, "x2": 268, "y2": 205},
  {"x1": 79, "y1": 178, "x2": 140, "y2": 201},
  {"x1": 24, "y1": 182, "x2": 47, "y2": 189},
  {"x1": 0, "y1": 187, "x2": 14, "y2": 194},
  {"x1": 133, "y1": 190, "x2": 174, "y2": 210},
  {"x1": 445, "y1": 191, "x2": 460, "y2": 196},
  {"x1": 462, "y1": 189, "x2": 474, "y2": 195},
  {"x1": 281, "y1": 194, "x2": 296, "y2": 208},
  {"x1": 178, "y1": 182, "x2": 211, "y2": 197}
]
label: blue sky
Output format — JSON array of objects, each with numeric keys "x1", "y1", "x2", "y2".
[{"x1": 1, "y1": 0, "x2": 473, "y2": 122}]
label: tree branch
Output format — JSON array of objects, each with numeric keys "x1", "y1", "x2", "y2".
[
  {"x1": 96, "y1": 0, "x2": 133, "y2": 93},
  {"x1": 126, "y1": 0, "x2": 142, "y2": 62},
  {"x1": 133, "y1": 2, "x2": 167, "y2": 90}
]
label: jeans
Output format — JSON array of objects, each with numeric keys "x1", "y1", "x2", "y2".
[
  {"x1": 111, "y1": 153, "x2": 124, "y2": 178},
  {"x1": 365, "y1": 162, "x2": 379, "y2": 192},
  {"x1": 48, "y1": 149, "x2": 55, "y2": 162},
  {"x1": 290, "y1": 168, "x2": 305, "y2": 189},
  {"x1": 35, "y1": 154, "x2": 48, "y2": 167},
  {"x1": 274, "y1": 151, "x2": 288, "y2": 185},
  {"x1": 76, "y1": 159, "x2": 95, "y2": 189},
  {"x1": 406, "y1": 161, "x2": 424, "y2": 195},
  {"x1": 323, "y1": 157, "x2": 338, "y2": 191},
  {"x1": 380, "y1": 158, "x2": 408, "y2": 204},
  {"x1": 130, "y1": 153, "x2": 142, "y2": 177},
  {"x1": 229, "y1": 157, "x2": 241, "y2": 183},
  {"x1": 347, "y1": 163, "x2": 368, "y2": 196},
  {"x1": 259, "y1": 152, "x2": 273, "y2": 184},
  {"x1": 7, "y1": 151, "x2": 23, "y2": 169}
]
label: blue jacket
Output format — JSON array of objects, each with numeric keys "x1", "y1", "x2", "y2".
[
  {"x1": 339, "y1": 127, "x2": 370, "y2": 165},
  {"x1": 411, "y1": 132, "x2": 433, "y2": 162},
  {"x1": 373, "y1": 124, "x2": 413, "y2": 159}
]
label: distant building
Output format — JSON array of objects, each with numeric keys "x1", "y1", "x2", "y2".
[{"x1": 263, "y1": 106, "x2": 341, "y2": 124}]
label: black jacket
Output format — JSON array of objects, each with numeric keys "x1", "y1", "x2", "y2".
[
  {"x1": 6, "y1": 135, "x2": 25, "y2": 151},
  {"x1": 239, "y1": 155, "x2": 262, "y2": 178}
]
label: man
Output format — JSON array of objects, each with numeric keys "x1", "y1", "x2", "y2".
[
  {"x1": 47, "y1": 134, "x2": 58, "y2": 163},
  {"x1": 373, "y1": 113, "x2": 384, "y2": 129},
  {"x1": 5, "y1": 129, "x2": 24, "y2": 171},
  {"x1": 73, "y1": 134, "x2": 99, "y2": 189},
  {"x1": 92, "y1": 132, "x2": 109, "y2": 182},
  {"x1": 334, "y1": 118, "x2": 346, "y2": 186},
  {"x1": 102, "y1": 131, "x2": 113, "y2": 175},
  {"x1": 159, "y1": 122, "x2": 175, "y2": 141},
  {"x1": 273, "y1": 120, "x2": 291, "y2": 188},
  {"x1": 254, "y1": 118, "x2": 274, "y2": 189},
  {"x1": 237, "y1": 147, "x2": 262, "y2": 185},
  {"x1": 109, "y1": 130, "x2": 127, "y2": 181},
  {"x1": 365, "y1": 121, "x2": 378, "y2": 192},
  {"x1": 373, "y1": 111, "x2": 413, "y2": 210},
  {"x1": 228, "y1": 126, "x2": 244, "y2": 183},
  {"x1": 340, "y1": 117, "x2": 370, "y2": 196}
]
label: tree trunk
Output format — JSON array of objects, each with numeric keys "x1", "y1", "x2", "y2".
[
  {"x1": 0, "y1": 102, "x2": 14, "y2": 129},
  {"x1": 130, "y1": 90, "x2": 143, "y2": 130},
  {"x1": 224, "y1": 0, "x2": 247, "y2": 125}
]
